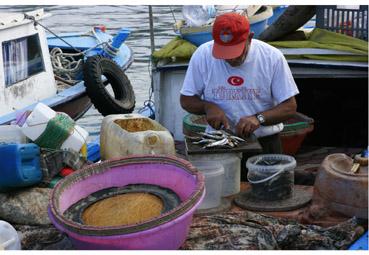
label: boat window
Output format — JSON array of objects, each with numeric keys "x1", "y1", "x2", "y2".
[{"x1": 2, "y1": 33, "x2": 45, "y2": 87}]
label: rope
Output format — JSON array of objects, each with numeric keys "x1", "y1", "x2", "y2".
[
  {"x1": 50, "y1": 47, "x2": 84, "y2": 81},
  {"x1": 24, "y1": 14, "x2": 83, "y2": 54},
  {"x1": 138, "y1": 100, "x2": 155, "y2": 119},
  {"x1": 24, "y1": 13, "x2": 113, "y2": 82},
  {"x1": 34, "y1": 113, "x2": 75, "y2": 149},
  {"x1": 169, "y1": 6, "x2": 177, "y2": 24}
]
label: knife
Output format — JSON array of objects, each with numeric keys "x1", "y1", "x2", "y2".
[{"x1": 221, "y1": 126, "x2": 257, "y2": 142}]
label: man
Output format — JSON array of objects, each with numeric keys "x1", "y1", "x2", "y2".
[{"x1": 180, "y1": 12, "x2": 298, "y2": 153}]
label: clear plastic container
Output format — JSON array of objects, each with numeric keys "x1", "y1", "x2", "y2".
[
  {"x1": 188, "y1": 153, "x2": 241, "y2": 196},
  {"x1": 182, "y1": 5, "x2": 216, "y2": 27},
  {"x1": 0, "y1": 125, "x2": 27, "y2": 144},
  {"x1": 0, "y1": 220, "x2": 21, "y2": 250},
  {"x1": 246, "y1": 154, "x2": 296, "y2": 201},
  {"x1": 191, "y1": 161, "x2": 224, "y2": 209}
]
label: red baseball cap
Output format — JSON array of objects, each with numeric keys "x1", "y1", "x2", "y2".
[{"x1": 212, "y1": 13, "x2": 250, "y2": 59}]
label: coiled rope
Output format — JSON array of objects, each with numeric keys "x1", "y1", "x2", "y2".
[
  {"x1": 50, "y1": 48, "x2": 84, "y2": 81},
  {"x1": 34, "y1": 113, "x2": 75, "y2": 150}
]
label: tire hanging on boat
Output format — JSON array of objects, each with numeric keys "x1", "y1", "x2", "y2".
[{"x1": 83, "y1": 55, "x2": 135, "y2": 116}]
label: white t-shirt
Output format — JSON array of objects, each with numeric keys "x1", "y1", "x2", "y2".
[{"x1": 180, "y1": 39, "x2": 299, "y2": 138}]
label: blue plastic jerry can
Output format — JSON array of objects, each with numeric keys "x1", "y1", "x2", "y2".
[{"x1": 0, "y1": 143, "x2": 42, "y2": 192}]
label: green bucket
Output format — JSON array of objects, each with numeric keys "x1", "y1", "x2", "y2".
[{"x1": 182, "y1": 112, "x2": 314, "y2": 135}]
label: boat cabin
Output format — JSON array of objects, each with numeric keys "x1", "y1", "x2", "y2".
[{"x1": 0, "y1": 9, "x2": 56, "y2": 116}]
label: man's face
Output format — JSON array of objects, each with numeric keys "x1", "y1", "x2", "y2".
[{"x1": 225, "y1": 33, "x2": 253, "y2": 67}]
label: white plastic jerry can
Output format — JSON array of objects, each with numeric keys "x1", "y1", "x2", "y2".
[
  {"x1": 0, "y1": 220, "x2": 21, "y2": 250},
  {"x1": 100, "y1": 114, "x2": 176, "y2": 160}
]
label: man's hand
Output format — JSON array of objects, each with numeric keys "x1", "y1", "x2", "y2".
[
  {"x1": 180, "y1": 95, "x2": 229, "y2": 130},
  {"x1": 235, "y1": 115, "x2": 260, "y2": 138},
  {"x1": 204, "y1": 103, "x2": 229, "y2": 130}
]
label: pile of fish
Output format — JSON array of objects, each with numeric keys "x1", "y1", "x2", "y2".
[{"x1": 186, "y1": 130, "x2": 245, "y2": 149}]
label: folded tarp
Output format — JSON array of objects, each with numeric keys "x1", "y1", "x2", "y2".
[
  {"x1": 152, "y1": 36, "x2": 197, "y2": 62},
  {"x1": 268, "y1": 28, "x2": 368, "y2": 62}
]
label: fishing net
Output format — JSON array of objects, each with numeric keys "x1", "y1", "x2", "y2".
[{"x1": 182, "y1": 211, "x2": 364, "y2": 250}]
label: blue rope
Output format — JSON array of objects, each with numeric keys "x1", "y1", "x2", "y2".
[{"x1": 138, "y1": 100, "x2": 155, "y2": 120}]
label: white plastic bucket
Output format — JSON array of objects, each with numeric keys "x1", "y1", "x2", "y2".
[
  {"x1": 191, "y1": 161, "x2": 224, "y2": 209},
  {"x1": 246, "y1": 154, "x2": 296, "y2": 201},
  {"x1": 0, "y1": 220, "x2": 21, "y2": 250}
]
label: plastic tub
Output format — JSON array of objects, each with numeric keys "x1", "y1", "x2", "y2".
[
  {"x1": 188, "y1": 153, "x2": 241, "y2": 196},
  {"x1": 48, "y1": 155, "x2": 205, "y2": 250},
  {"x1": 179, "y1": 25, "x2": 213, "y2": 46},
  {"x1": 0, "y1": 220, "x2": 21, "y2": 250},
  {"x1": 191, "y1": 161, "x2": 224, "y2": 209},
  {"x1": 280, "y1": 112, "x2": 314, "y2": 155},
  {"x1": 246, "y1": 154, "x2": 296, "y2": 201},
  {"x1": 179, "y1": 6, "x2": 273, "y2": 46}
]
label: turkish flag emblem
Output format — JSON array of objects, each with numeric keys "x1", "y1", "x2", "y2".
[{"x1": 227, "y1": 76, "x2": 244, "y2": 86}]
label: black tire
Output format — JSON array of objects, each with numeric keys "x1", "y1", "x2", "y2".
[
  {"x1": 83, "y1": 55, "x2": 135, "y2": 116},
  {"x1": 258, "y1": 6, "x2": 316, "y2": 41}
]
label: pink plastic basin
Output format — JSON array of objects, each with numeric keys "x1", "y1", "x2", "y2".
[{"x1": 48, "y1": 155, "x2": 205, "y2": 250}]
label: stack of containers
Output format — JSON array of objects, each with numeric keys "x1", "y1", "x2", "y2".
[
  {"x1": 190, "y1": 161, "x2": 224, "y2": 209},
  {"x1": 0, "y1": 123, "x2": 42, "y2": 191},
  {"x1": 21, "y1": 103, "x2": 89, "y2": 152},
  {"x1": 188, "y1": 153, "x2": 242, "y2": 198}
]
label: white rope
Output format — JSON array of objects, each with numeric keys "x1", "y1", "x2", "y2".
[{"x1": 50, "y1": 47, "x2": 84, "y2": 82}]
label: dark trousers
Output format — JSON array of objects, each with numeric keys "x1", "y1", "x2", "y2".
[{"x1": 241, "y1": 133, "x2": 283, "y2": 181}]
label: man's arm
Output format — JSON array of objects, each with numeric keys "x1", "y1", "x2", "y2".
[
  {"x1": 180, "y1": 94, "x2": 230, "y2": 130},
  {"x1": 260, "y1": 96, "x2": 297, "y2": 125},
  {"x1": 235, "y1": 96, "x2": 297, "y2": 137}
]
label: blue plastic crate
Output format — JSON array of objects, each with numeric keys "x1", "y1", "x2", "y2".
[
  {"x1": 316, "y1": 5, "x2": 368, "y2": 40},
  {"x1": 0, "y1": 143, "x2": 42, "y2": 191}
]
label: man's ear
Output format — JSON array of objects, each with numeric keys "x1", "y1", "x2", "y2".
[{"x1": 249, "y1": 32, "x2": 255, "y2": 41}]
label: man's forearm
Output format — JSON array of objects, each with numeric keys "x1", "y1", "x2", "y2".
[
  {"x1": 260, "y1": 97, "x2": 297, "y2": 126},
  {"x1": 180, "y1": 95, "x2": 209, "y2": 115}
]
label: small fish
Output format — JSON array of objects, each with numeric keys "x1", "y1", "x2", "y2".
[
  {"x1": 193, "y1": 139, "x2": 216, "y2": 145},
  {"x1": 204, "y1": 138, "x2": 229, "y2": 148},
  {"x1": 198, "y1": 132, "x2": 226, "y2": 140},
  {"x1": 185, "y1": 135, "x2": 202, "y2": 141},
  {"x1": 229, "y1": 136, "x2": 245, "y2": 142},
  {"x1": 208, "y1": 130, "x2": 223, "y2": 135}
]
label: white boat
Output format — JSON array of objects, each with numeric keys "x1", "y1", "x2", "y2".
[{"x1": 0, "y1": 8, "x2": 135, "y2": 125}]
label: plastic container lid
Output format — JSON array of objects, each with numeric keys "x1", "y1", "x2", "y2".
[{"x1": 0, "y1": 220, "x2": 21, "y2": 250}]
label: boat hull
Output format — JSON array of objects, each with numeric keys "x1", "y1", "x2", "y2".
[{"x1": 52, "y1": 94, "x2": 92, "y2": 121}]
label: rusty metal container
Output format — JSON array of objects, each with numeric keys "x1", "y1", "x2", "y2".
[{"x1": 314, "y1": 153, "x2": 368, "y2": 219}]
